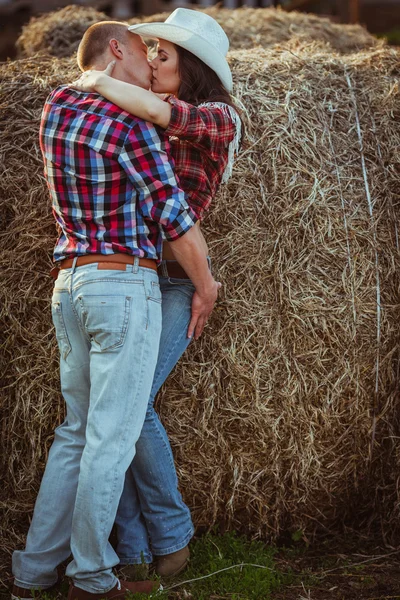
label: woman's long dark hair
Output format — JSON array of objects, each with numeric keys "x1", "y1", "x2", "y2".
[{"x1": 175, "y1": 45, "x2": 244, "y2": 138}]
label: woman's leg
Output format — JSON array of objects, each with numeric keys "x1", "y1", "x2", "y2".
[
  {"x1": 114, "y1": 469, "x2": 152, "y2": 566},
  {"x1": 115, "y1": 275, "x2": 195, "y2": 564}
]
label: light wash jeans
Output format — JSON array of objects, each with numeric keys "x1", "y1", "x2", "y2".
[
  {"x1": 115, "y1": 267, "x2": 196, "y2": 564},
  {"x1": 13, "y1": 260, "x2": 162, "y2": 594}
]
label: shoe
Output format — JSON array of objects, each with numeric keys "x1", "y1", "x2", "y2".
[
  {"x1": 68, "y1": 579, "x2": 159, "y2": 600},
  {"x1": 118, "y1": 563, "x2": 150, "y2": 581},
  {"x1": 12, "y1": 586, "x2": 49, "y2": 600},
  {"x1": 154, "y1": 546, "x2": 190, "y2": 578},
  {"x1": 12, "y1": 579, "x2": 59, "y2": 599}
]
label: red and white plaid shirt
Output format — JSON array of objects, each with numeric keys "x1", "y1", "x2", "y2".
[
  {"x1": 40, "y1": 87, "x2": 197, "y2": 263},
  {"x1": 165, "y1": 97, "x2": 240, "y2": 220}
]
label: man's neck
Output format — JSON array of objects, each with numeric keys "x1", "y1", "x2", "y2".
[{"x1": 90, "y1": 61, "x2": 144, "y2": 88}]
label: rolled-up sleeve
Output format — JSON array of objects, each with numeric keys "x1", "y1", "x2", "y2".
[
  {"x1": 165, "y1": 96, "x2": 236, "y2": 155},
  {"x1": 118, "y1": 121, "x2": 198, "y2": 241}
]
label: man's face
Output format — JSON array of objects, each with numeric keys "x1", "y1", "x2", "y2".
[{"x1": 120, "y1": 33, "x2": 152, "y2": 89}]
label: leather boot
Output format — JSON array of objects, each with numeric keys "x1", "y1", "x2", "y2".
[
  {"x1": 12, "y1": 571, "x2": 61, "y2": 600},
  {"x1": 154, "y1": 545, "x2": 190, "y2": 578},
  {"x1": 12, "y1": 583, "x2": 57, "y2": 600}
]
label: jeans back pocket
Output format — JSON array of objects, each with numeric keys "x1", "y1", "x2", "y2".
[{"x1": 77, "y1": 295, "x2": 132, "y2": 352}]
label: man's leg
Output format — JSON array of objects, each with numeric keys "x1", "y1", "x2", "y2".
[
  {"x1": 13, "y1": 273, "x2": 90, "y2": 589},
  {"x1": 115, "y1": 276, "x2": 194, "y2": 566},
  {"x1": 13, "y1": 263, "x2": 162, "y2": 594},
  {"x1": 65, "y1": 264, "x2": 162, "y2": 593}
]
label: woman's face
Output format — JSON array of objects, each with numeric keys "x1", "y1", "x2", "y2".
[{"x1": 150, "y1": 39, "x2": 181, "y2": 95}]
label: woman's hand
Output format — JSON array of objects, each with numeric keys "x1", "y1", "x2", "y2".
[{"x1": 70, "y1": 60, "x2": 116, "y2": 93}]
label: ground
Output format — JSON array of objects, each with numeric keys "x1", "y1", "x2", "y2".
[
  {"x1": 273, "y1": 545, "x2": 400, "y2": 600},
  {"x1": 3, "y1": 532, "x2": 400, "y2": 599}
]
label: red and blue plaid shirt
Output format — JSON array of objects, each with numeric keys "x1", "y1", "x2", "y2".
[
  {"x1": 165, "y1": 97, "x2": 238, "y2": 220},
  {"x1": 40, "y1": 86, "x2": 197, "y2": 263}
]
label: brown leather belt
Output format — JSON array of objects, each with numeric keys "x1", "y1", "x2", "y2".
[
  {"x1": 51, "y1": 253, "x2": 157, "y2": 279},
  {"x1": 158, "y1": 261, "x2": 190, "y2": 280}
]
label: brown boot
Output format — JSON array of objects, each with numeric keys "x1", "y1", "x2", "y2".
[
  {"x1": 12, "y1": 572, "x2": 61, "y2": 600},
  {"x1": 67, "y1": 579, "x2": 159, "y2": 600},
  {"x1": 12, "y1": 584, "x2": 57, "y2": 600},
  {"x1": 154, "y1": 546, "x2": 190, "y2": 578}
]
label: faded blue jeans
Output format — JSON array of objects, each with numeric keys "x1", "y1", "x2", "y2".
[
  {"x1": 115, "y1": 266, "x2": 196, "y2": 564},
  {"x1": 13, "y1": 260, "x2": 162, "y2": 594}
]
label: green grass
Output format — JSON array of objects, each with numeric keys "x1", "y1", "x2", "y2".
[
  {"x1": 136, "y1": 531, "x2": 295, "y2": 599},
  {"x1": 11, "y1": 532, "x2": 296, "y2": 600}
]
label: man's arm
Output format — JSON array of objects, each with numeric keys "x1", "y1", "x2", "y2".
[
  {"x1": 118, "y1": 121, "x2": 220, "y2": 338},
  {"x1": 168, "y1": 225, "x2": 220, "y2": 339}
]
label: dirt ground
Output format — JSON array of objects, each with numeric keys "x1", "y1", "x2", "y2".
[{"x1": 274, "y1": 542, "x2": 400, "y2": 600}]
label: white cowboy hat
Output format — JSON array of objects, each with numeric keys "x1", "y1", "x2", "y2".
[{"x1": 128, "y1": 8, "x2": 233, "y2": 92}]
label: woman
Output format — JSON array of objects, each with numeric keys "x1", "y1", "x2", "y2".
[{"x1": 72, "y1": 7, "x2": 243, "y2": 578}]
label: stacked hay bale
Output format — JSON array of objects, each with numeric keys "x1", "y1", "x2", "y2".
[
  {"x1": 16, "y1": 5, "x2": 379, "y2": 58},
  {"x1": 0, "y1": 55, "x2": 77, "y2": 589},
  {"x1": 180, "y1": 42, "x2": 400, "y2": 538},
  {"x1": 16, "y1": 5, "x2": 109, "y2": 58},
  {"x1": 2, "y1": 3, "x2": 400, "y2": 591}
]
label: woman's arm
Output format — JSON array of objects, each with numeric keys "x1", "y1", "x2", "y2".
[
  {"x1": 70, "y1": 62, "x2": 172, "y2": 128},
  {"x1": 165, "y1": 97, "x2": 238, "y2": 154}
]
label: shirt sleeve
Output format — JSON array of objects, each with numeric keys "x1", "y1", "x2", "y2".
[
  {"x1": 164, "y1": 97, "x2": 236, "y2": 156},
  {"x1": 118, "y1": 120, "x2": 198, "y2": 241}
]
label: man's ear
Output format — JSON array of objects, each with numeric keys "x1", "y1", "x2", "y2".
[{"x1": 109, "y1": 38, "x2": 124, "y2": 60}]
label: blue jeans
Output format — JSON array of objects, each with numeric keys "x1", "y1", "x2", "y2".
[
  {"x1": 115, "y1": 270, "x2": 195, "y2": 564},
  {"x1": 12, "y1": 261, "x2": 162, "y2": 594}
]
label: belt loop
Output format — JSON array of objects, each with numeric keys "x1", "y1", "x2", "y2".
[
  {"x1": 71, "y1": 256, "x2": 78, "y2": 274},
  {"x1": 133, "y1": 256, "x2": 139, "y2": 274}
]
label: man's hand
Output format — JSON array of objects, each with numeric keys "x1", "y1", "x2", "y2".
[
  {"x1": 167, "y1": 224, "x2": 222, "y2": 339},
  {"x1": 188, "y1": 281, "x2": 221, "y2": 340}
]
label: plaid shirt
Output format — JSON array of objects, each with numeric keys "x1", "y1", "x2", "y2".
[
  {"x1": 165, "y1": 97, "x2": 238, "y2": 220},
  {"x1": 40, "y1": 86, "x2": 197, "y2": 263}
]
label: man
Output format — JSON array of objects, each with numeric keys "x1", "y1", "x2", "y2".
[{"x1": 12, "y1": 21, "x2": 219, "y2": 600}]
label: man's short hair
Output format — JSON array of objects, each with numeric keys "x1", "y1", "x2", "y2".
[{"x1": 77, "y1": 21, "x2": 131, "y2": 71}]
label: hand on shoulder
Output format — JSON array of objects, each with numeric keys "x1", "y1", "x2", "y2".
[{"x1": 70, "y1": 61, "x2": 116, "y2": 93}]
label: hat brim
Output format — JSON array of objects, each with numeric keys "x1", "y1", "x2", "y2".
[{"x1": 128, "y1": 21, "x2": 233, "y2": 92}]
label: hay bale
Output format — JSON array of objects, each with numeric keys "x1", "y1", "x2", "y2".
[
  {"x1": 16, "y1": 5, "x2": 379, "y2": 59},
  {"x1": 202, "y1": 6, "x2": 380, "y2": 53},
  {"x1": 174, "y1": 42, "x2": 400, "y2": 540},
  {"x1": 1, "y1": 42, "x2": 400, "y2": 589},
  {"x1": 0, "y1": 55, "x2": 78, "y2": 587},
  {"x1": 16, "y1": 5, "x2": 108, "y2": 58}
]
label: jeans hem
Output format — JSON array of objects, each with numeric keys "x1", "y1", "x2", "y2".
[
  {"x1": 118, "y1": 557, "x2": 152, "y2": 565},
  {"x1": 72, "y1": 576, "x2": 118, "y2": 594},
  {"x1": 151, "y1": 526, "x2": 194, "y2": 556},
  {"x1": 13, "y1": 578, "x2": 58, "y2": 590}
]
